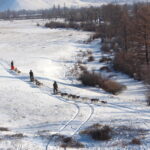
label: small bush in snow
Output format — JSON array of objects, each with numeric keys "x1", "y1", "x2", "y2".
[
  {"x1": 37, "y1": 23, "x2": 40, "y2": 26},
  {"x1": 79, "y1": 71, "x2": 104, "y2": 87},
  {"x1": 80, "y1": 124, "x2": 112, "y2": 141},
  {"x1": 45, "y1": 22, "x2": 68, "y2": 28},
  {"x1": 87, "y1": 50, "x2": 93, "y2": 55},
  {"x1": 100, "y1": 66, "x2": 112, "y2": 72},
  {"x1": 103, "y1": 80, "x2": 126, "y2": 95},
  {"x1": 61, "y1": 136, "x2": 84, "y2": 148},
  {"x1": 146, "y1": 93, "x2": 150, "y2": 106},
  {"x1": 130, "y1": 138, "x2": 141, "y2": 145},
  {"x1": 99, "y1": 56, "x2": 112, "y2": 63},
  {"x1": 79, "y1": 71, "x2": 126, "y2": 94},
  {"x1": 0, "y1": 127, "x2": 9, "y2": 131},
  {"x1": 88, "y1": 56, "x2": 95, "y2": 62},
  {"x1": 4, "y1": 133, "x2": 25, "y2": 139}
]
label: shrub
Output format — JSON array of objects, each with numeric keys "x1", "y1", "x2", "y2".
[
  {"x1": 100, "y1": 66, "x2": 111, "y2": 72},
  {"x1": 146, "y1": 91, "x2": 150, "y2": 106},
  {"x1": 80, "y1": 124, "x2": 112, "y2": 141},
  {"x1": 79, "y1": 71, "x2": 104, "y2": 87},
  {"x1": 37, "y1": 23, "x2": 40, "y2": 26},
  {"x1": 5, "y1": 133, "x2": 24, "y2": 139},
  {"x1": 88, "y1": 56, "x2": 95, "y2": 62},
  {"x1": 99, "y1": 57, "x2": 112, "y2": 63},
  {"x1": 0, "y1": 127, "x2": 9, "y2": 131},
  {"x1": 11, "y1": 133, "x2": 24, "y2": 138},
  {"x1": 131, "y1": 138, "x2": 141, "y2": 145},
  {"x1": 79, "y1": 71, "x2": 125, "y2": 94},
  {"x1": 45, "y1": 21, "x2": 96, "y2": 32},
  {"x1": 103, "y1": 80, "x2": 126, "y2": 95},
  {"x1": 49, "y1": 134, "x2": 84, "y2": 148},
  {"x1": 87, "y1": 50, "x2": 92, "y2": 55},
  {"x1": 45, "y1": 22, "x2": 68, "y2": 28},
  {"x1": 61, "y1": 137, "x2": 84, "y2": 148}
]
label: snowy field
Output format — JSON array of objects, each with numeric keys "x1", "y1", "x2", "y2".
[{"x1": 0, "y1": 19, "x2": 150, "y2": 149}]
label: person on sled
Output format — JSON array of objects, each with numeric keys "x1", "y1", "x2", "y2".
[
  {"x1": 11, "y1": 61, "x2": 14, "y2": 70},
  {"x1": 29, "y1": 70, "x2": 34, "y2": 82},
  {"x1": 53, "y1": 81, "x2": 58, "y2": 94}
]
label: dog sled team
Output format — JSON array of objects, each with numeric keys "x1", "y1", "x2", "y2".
[
  {"x1": 10, "y1": 60, "x2": 107, "y2": 104},
  {"x1": 10, "y1": 60, "x2": 58, "y2": 94}
]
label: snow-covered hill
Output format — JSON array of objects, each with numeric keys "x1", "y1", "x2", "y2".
[
  {"x1": 0, "y1": 19, "x2": 149, "y2": 149},
  {"x1": 0, "y1": 0, "x2": 147, "y2": 11}
]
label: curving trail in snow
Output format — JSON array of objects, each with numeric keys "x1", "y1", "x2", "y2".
[
  {"x1": 0, "y1": 19, "x2": 150, "y2": 149},
  {"x1": 0, "y1": 58, "x2": 95, "y2": 150}
]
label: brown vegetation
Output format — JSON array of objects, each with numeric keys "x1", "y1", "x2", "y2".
[
  {"x1": 99, "y1": 57, "x2": 112, "y2": 63},
  {"x1": 88, "y1": 56, "x2": 95, "y2": 62},
  {"x1": 100, "y1": 66, "x2": 111, "y2": 72},
  {"x1": 0, "y1": 127, "x2": 9, "y2": 131},
  {"x1": 79, "y1": 71, "x2": 125, "y2": 94},
  {"x1": 130, "y1": 138, "x2": 141, "y2": 145},
  {"x1": 48, "y1": 134, "x2": 84, "y2": 148},
  {"x1": 80, "y1": 124, "x2": 112, "y2": 141},
  {"x1": 61, "y1": 136, "x2": 84, "y2": 148}
]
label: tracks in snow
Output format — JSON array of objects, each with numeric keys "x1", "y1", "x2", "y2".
[
  {"x1": 0, "y1": 60, "x2": 95, "y2": 150},
  {"x1": 42, "y1": 84, "x2": 95, "y2": 150}
]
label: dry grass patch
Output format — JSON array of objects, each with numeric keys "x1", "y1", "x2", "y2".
[
  {"x1": 49, "y1": 134, "x2": 84, "y2": 148},
  {"x1": 100, "y1": 66, "x2": 112, "y2": 72},
  {"x1": 80, "y1": 124, "x2": 112, "y2": 141},
  {"x1": 0, "y1": 127, "x2": 9, "y2": 131},
  {"x1": 61, "y1": 136, "x2": 84, "y2": 148},
  {"x1": 80, "y1": 124, "x2": 146, "y2": 147},
  {"x1": 79, "y1": 71, "x2": 126, "y2": 94},
  {"x1": 99, "y1": 57, "x2": 112, "y2": 63},
  {"x1": 103, "y1": 80, "x2": 126, "y2": 95},
  {"x1": 88, "y1": 56, "x2": 95, "y2": 62},
  {"x1": 130, "y1": 138, "x2": 141, "y2": 145},
  {"x1": 4, "y1": 133, "x2": 25, "y2": 139}
]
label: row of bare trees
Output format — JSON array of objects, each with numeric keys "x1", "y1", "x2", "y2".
[
  {"x1": 1, "y1": 3, "x2": 149, "y2": 83},
  {"x1": 92, "y1": 3, "x2": 150, "y2": 84}
]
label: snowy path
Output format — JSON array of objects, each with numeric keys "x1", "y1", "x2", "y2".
[
  {"x1": 0, "y1": 57, "x2": 96, "y2": 150},
  {"x1": 0, "y1": 19, "x2": 150, "y2": 149}
]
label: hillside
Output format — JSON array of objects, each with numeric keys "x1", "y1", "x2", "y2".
[{"x1": 0, "y1": 19, "x2": 149, "y2": 149}]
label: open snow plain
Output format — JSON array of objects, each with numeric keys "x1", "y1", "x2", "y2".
[{"x1": 0, "y1": 19, "x2": 150, "y2": 149}]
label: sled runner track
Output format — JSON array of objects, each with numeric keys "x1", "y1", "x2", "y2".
[
  {"x1": 45, "y1": 96, "x2": 81, "y2": 150},
  {"x1": 58, "y1": 102, "x2": 80, "y2": 133},
  {"x1": 72, "y1": 103, "x2": 94, "y2": 136},
  {"x1": 0, "y1": 60, "x2": 95, "y2": 150},
  {"x1": 46, "y1": 102, "x2": 94, "y2": 150},
  {"x1": 44, "y1": 85, "x2": 95, "y2": 150}
]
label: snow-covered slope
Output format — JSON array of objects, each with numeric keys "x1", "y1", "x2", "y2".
[
  {"x1": 0, "y1": 0, "x2": 147, "y2": 11},
  {"x1": 0, "y1": 19, "x2": 150, "y2": 149}
]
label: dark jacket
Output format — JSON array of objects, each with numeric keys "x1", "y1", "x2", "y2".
[
  {"x1": 29, "y1": 70, "x2": 34, "y2": 78},
  {"x1": 53, "y1": 81, "x2": 58, "y2": 89}
]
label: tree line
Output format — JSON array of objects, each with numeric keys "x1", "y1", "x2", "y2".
[
  {"x1": 43, "y1": 3, "x2": 150, "y2": 84},
  {"x1": 1, "y1": 3, "x2": 149, "y2": 83}
]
